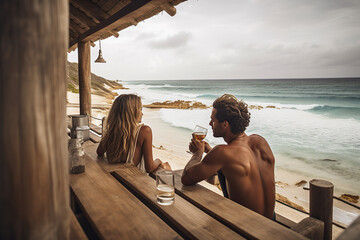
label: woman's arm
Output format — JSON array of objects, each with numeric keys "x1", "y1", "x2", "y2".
[{"x1": 140, "y1": 125, "x2": 163, "y2": 173}]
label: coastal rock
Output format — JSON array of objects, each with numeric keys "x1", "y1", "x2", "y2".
[
  {"x1": 249, "y1": 105, "x2": 263, "y2": 110},
  {"x1": 339, "y1": 194, "x2": 359, "y2": 204},
  {"x1": 276, "y1": 193, "x2": 307, "y2": 212},
  {"x1": 275, "y1": 181, "x2": 289, "y2": 188},
  {"x1": 295, "y1": 180, "x2": 307, "y2": 187},
  {"x1": 144, "y1": 100, "x2": 208, "y2": 109},
  {"x1": 152, "y1": 144, "x2": 166, "y2": 150}
]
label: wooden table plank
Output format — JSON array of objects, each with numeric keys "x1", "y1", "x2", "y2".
[
  {"x1": 172, "y1": 170, "x2": 307, "y2": 240},
  {"x1": 89, "y1": 123, "x2": 102, "y2": 135},
  {"x1": 89, "y1": 132, "x2": 101, "y2": 143},
  {"x1": 70, "y1": 156, "x2": 181, "y2": 240},
  {"x1": 113, "y1": 166, "x2": 245, "y2": 240},
  {"x1": 83, "y1": 142, "x2": 130, "y2": 173},
  {"x1": 70, "y1": 210, "x2": 88, "y2": 240}
]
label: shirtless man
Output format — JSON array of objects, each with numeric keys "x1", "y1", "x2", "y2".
[{"x1": 181, "y1": 94, "x2": 275, "y2": 219}]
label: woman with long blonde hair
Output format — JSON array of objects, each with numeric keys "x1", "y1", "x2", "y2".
[{"x1": 97, "y1": 94, "x2": 171, "y2": 173}]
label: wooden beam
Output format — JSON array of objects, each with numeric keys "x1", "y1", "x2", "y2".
[
  {"x1": 130, "y1": 18, "x2": 138, "y2": 26},
  {"x1": 0, "y1": 0, "x2": 69, "y2": 239},
  {"x1": 78, "y1": 41, "x2": 91, "y2": 117},
  {"x1": 161, "y1": 2, "x2": 176, "y2": 16},
  {"x1": 68, "y1": 43, "x2": 78, "y2": 52},
  {"x1": 71, "y1": 0, "x2": 110, "y2": 22},
  {"x1": 70, "y1": 4, "x2": 98, "y2": 26},
  {"x1": 291, "y1": 217, "x2": 324, "y2": 240},
  {"x1": 69, "y1": 0, "x2": 153, "y2": 48},
  {"x1": 69, "y1": 20, "x2": 88, "y2": 34},
  {"x1": 110, "y1": 30, "x2": 119, "y2": 38}
]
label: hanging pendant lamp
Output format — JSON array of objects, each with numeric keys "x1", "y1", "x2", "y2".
[{"x1": 95, "y1": 39, "x2": 106, "y2": 63}]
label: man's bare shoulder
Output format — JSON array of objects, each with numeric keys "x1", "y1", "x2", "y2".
[
  {"x1": 248, "y1": 134, "x2": 275, "y2": 164},
  {"x1": 249, "y1": 134, "x2": 268, "y2": 143},
  {"x1": 209, "y1": 144, "x2": 251, "y2": 162}
]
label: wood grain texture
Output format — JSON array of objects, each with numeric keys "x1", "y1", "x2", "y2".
[
  {"x1": 113, "y1": 166, "x2": 245, "y2": 239},
  {"x1": 70, "y1": 155, "x2": 181, "y2": 240},
  {"x1": 291, "y1": 217, "x2": 324, "y2": 240},
  {"x1": 89, "y1": 123, "x2": 102, "y2": 135},
  {"x1": 172, "y1": 171, "x2": 307, "y2": 240},
  {"x1": 310, "y1": 179, "x2": 334, "y2": 240},
  {"x1": 0, "y1": 0, "x2": 69, "y2": 239},
  {"x1": 70, "y1": 210, "x2": 88, "y2": 240},
  {"x1": 89, "y1": 132, "x2": 101, "y2": 143},
  {"x1": 78, "y1": 41, "x2": 91, "y2": 116}
]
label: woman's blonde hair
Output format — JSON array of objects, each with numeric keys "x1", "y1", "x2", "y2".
[{"x1": 102, "y1": 94, "x2": 142, "y2": 163}]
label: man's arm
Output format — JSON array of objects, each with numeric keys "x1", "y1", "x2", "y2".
[{"x1": 181, "y1": 144, "x2": 224, "y2": 186}]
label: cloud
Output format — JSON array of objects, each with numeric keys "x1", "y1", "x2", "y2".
[
  {"x1": 136, "y1": 32, "x2": 156, "y2": 41},
  {"x1": 148, "y1": 31, "x2": 192, "y2": 49}
]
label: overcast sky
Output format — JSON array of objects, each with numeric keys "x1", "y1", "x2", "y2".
[{"x1": 67, "y1": 0, "x2": 360, "y2": 81}]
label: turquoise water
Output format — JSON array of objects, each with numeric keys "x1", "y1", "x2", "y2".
[{"x1": 120, "y1": 78, "x2": 360, "y2": 194}]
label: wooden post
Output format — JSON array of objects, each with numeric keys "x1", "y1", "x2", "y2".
[
  {"x1": 0, "y1": 0, "x2": 69, "y2": 239},
  {"x1": 309, "y1": 179, "x2": 333, "y2": 240},
  {"x1": 78, "y1": 41, "x2": 91, "y2": 117}
]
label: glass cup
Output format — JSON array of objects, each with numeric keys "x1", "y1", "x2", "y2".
[
  {"x1": 193, "y1": 125, "x2": 208, "y2": 141},
  {"x1": 156, "y1": 170, "x2": 175, "y2": 205}
]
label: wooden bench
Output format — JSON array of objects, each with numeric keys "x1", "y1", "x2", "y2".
[{"x1": 70, "y1": 155, "x2": 181, "y2": 239}]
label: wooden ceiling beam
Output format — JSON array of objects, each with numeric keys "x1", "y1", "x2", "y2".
[
  {"x1": 70, "y1": 0, "x2": 153, "y2": 47},
  {"x1": 70, "y1": 5, "x2": 99, "y2": 27},
  {"x1": 161, "y1": 2, "x2": 176, "y2": 16},
  {"x1": 70, "y1": 19, "x2": 89, "y2": 34},
  {"x1": 110, "y1": 30, "x2": 119, "y2": 38},
  {"x1": 71, "y1": 0, "x2": 110, "y2": 22}
]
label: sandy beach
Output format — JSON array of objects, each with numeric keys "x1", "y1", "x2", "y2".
[{"x1": 67, "y1": 90, "x2": 359, "y2": 238}]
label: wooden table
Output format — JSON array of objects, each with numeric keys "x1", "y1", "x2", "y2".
[{"x1": 70, "y1": 143, "x2": 308, "y2": 240}]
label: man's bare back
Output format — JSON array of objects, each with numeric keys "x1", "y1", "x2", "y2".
[
  {"x1": 219, "y1": 134, "x2": 275, "y2": 218},
  {"x1": 181, "y1": 94, "x2": 275, "y2": 219}
]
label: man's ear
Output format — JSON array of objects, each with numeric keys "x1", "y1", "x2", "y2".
[{"x1": 223, "y1": 120, "x2": 229, "y2": 128}]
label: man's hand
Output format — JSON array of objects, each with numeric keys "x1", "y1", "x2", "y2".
[
  {"x1": 204, "y1": 142, "x2": 212, "y2": 153},
  {"x1": 189, "y1": 137, "x2": 205, "y2": 154}
]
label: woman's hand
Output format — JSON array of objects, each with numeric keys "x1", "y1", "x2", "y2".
[{"x1": 161, "y1": 162, "x2": 172, "y2": 171}]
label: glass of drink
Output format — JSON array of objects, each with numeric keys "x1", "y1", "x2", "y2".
[
  {"x1": 193, "y1": 125, "x2": 208, "y2": 141},
  {"x1": 156, "y1": 170, "x2": 175, "y2": 205}
]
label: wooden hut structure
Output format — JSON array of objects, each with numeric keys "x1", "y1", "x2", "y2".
[
  {"x1": 0, "y1": 0, "x2": 186, "y2": 239},
  {"x1": 2, "y1": 1, "x2": 359, "y2": 239}
]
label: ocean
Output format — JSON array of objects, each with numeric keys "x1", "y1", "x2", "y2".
[{"x1": 119, "y1": 78, "x2": 360, "y2": 195}]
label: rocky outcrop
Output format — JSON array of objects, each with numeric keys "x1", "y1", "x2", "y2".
[
  {"x1": 276, "y1": 193, "x2": 307, "y2": 212},
  {"x1": 144, "y1": 100, "x2": 208, "y2": 109},
  {"x1": 295, "y1": 180, "x2": 307, "y2": 187},
  {"x1": 67, "y1": 61, "x2": 127, "y2": 101},
  {"x1": 339, "y1": 194, "x2": 359, "y2": 203}
]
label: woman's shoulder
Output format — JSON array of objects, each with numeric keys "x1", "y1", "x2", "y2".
[{"x1": 139, "y1": 124, "x2": 152, "y2": 136}]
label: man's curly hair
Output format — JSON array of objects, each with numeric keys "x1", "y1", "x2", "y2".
[{"x1": 213, "y1": 94, "x2": 251, "y2": 134}]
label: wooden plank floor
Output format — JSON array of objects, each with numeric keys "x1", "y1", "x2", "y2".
[
  {"x1": 70, "y1": 156, "x2": 181, "y2": 240},
  {"x1": 113, "y1": 166, "x2": 246, "y2": 240}
]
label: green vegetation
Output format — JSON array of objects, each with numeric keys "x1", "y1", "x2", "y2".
[{"x1": 68, "y1": 83, "x2": 79, "y2": 93}]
